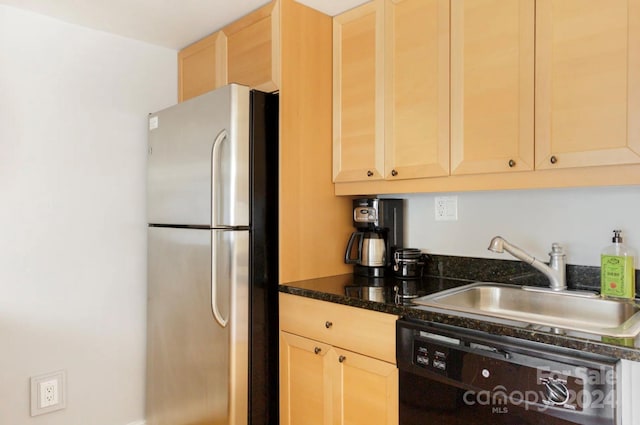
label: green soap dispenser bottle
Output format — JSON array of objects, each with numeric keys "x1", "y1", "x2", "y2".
[{"x1": 601, "y1": 230, "x2": 637, "y2": 299}]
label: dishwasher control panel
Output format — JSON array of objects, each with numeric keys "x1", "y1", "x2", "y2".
[{"x1": 413, "y1": 339, "x2": 461, "y2": 378}]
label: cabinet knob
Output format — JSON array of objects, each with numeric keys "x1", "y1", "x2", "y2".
[
  {"x1": 338, "y1": 355, "x2": 346, "y2": 363},
  {"x1": 508, "y1": 159, "x2": 516, "y2": 168},
  {"x1": 325, "y1": 321, "x2": 333, "y2": 329},
  {"x1": 367, "y1": 170, "x2": 373, "y2": 177},
  {"x1": 391, "y1": 169, "x2": 398, "y2": 177},
  {"x1": 550, "y1": 155, "x2": 558, "y2": 164},
  {"x1": 314, "y1": 347, "x2": 321, "y2": 355}
]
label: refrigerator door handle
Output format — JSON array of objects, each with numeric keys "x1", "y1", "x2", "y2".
[
  {"x1": 211, "y1": 129, "x2": 230, "y2": 229},
  {"x1": 211, "y1": 231, "x2": 229, "y2": 328}
]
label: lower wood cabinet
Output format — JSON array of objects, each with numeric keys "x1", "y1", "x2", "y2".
[
  {"x1": 279, "y1": 332, "x2": 331, "y2": 425},
  {"x1": 279, "y1": 293, "x2": 398, "y2": 425}
]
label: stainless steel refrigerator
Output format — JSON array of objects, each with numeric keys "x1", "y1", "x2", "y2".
[{"x1": 146, "y1": 84, "x2": 279, "y2": 425}]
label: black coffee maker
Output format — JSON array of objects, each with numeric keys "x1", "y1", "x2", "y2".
[{"x1": 344, "y1": 198, "x2": 404, "y2": 277}]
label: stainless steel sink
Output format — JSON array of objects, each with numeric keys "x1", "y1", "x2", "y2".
[{"x1": 412, "y1": 282, "x2": 640, "y2": 338}]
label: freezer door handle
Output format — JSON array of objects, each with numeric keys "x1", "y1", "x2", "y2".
[
  {"x1": 211, "y1": 129, "x2": 230, "y2": 229},
  {"x1": 211, "y1": 231, "x2": 229, "y2": 328}
]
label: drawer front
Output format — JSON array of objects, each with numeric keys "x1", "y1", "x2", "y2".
[{"x1": 279, "y1": 293, "x2": 397, "y2": 363}]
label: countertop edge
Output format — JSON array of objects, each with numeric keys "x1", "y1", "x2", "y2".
[{"x1": 278, "y1": 284, "x2": 640, "y2": 363}]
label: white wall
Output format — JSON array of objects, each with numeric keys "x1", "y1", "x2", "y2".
[
  {"x1": 403, "y1": 186, "x2": 640, "y2": 267},
  {"x1": 0, "y1": 6, "x2": 176, "y2": 425}
]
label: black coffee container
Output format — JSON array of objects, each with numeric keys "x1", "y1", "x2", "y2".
[{"x1": 393, "y1": 248, "x2": 426, "y2": 279}]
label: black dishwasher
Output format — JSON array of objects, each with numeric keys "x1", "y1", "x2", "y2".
[{"x1": 397, "y1": 318, "x2": 618, "y2": 425}]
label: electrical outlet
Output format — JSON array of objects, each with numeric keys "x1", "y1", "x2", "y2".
[
  {"x1": 40, "y1": 379, "x2": 58, "y2": 408},
  {"x1": 435, "y1": 196, "x2": 458, "y2": 221},
  {"x1": 30, "y1": 370, "x2": 66, "y2": 416}
]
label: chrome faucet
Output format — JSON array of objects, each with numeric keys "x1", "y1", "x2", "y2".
[{"x1": 488, "y1": 236, "x2": 567, "y2": 291}]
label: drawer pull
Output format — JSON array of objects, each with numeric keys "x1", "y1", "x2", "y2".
[
  {"x1": 367, "y1": 170, "x2": 373, "y2": 177},
  {"x1": 338, "y1": 355, "x2": 346, "y2": 363},
  {"x1": 550, "y1": 155, "x2": 558, "y2": 164},
  {"x1": 508, "y1": 159, "x2": 516, "y2": 168},
  {"x1": 391, "y1": 169, "x2": 398, "y2": 177},
  {"x1": 325, "y1": 321, "x2": 333, "y2": 329},
  {"x1": 314, "y1": 347, "x2": 321, "y2": 355}
]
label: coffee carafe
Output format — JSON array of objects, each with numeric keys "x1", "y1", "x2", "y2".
[
  {"x1": 345, "y1": 231, "x2": 386, "y2": 267},
  {"x1": 344, "y1": 198, "x2": 404, "y2": 277}
]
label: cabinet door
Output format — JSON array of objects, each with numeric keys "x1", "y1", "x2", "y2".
[
  {"x1": 620, "y1": 359, "x2": 640, "y2": 425},
  {"x1": 178, "y1": 31, "x2": 227, "y2": 102},
  {"x1": 333, "y1": 0, "x2": 385, "y2": 182},
  {"x1": 332, "y1": 348, "x2": 398, "y2": 425},
  {"x1": 450, "y1": 0, "x2": 534, "y2": 175},
  {"x1": 224, "y1": 1, "x2": 280, "y2": 93},
  {"x1": 279, "y1": 332, "x2": 332, "y2": 425},
  {"x1": 385, "y1": 0, "x2": 450, "y2": 180},
  {"x1": 536, "y1": 0, "x2": 640, "y2": 169}
]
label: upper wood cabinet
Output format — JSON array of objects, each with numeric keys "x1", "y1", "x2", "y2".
[
  {"x1": 450, "y1": 0, "x2": 535, "y2": 175},
  {"x1": 178, "y1": 31, "x2": 227, "y2": 102},
  {"x1": 278, "y1": 0, "x2": 354, "y2": 283},
  {"x1": 224, "y1": 1, "x2": 280, "y2": 93},
  {"x1": 333, "y1": 0, "x2": 640, "y2": 195},
  {"x1": 535, "y1": 0, "x2": 640, "y2": 170},
  {"x1": 178, "y1": 1, "x2": 280, "y2": 102},
  {"x1": 332, "y1": 0, "x2": 450, "y2": 183},
  {"x1": 385, "y1": 0, "x2": 450, "y2": 180},
  {"x1": 333, "y1": 0, "x2": 385, "y2": 182},
  {"x1": 178, "y1": 0, "x2": 354, "y2": 283}
]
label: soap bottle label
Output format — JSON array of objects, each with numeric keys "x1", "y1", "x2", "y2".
[{"x1": 601, "y1": 255, "x2": 635, "y2": 298}]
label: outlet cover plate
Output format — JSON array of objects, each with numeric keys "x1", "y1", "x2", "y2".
[
  {"x1": 30, "y1": 370, "x2": 66, "y2": 416},
  {"x1": 435, "y1": 196, "x2": 458, "y2": 221}
]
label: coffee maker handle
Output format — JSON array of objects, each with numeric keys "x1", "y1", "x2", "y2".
[{"x1": 344, "y1": 232, "x2": 363, "y2": 264}]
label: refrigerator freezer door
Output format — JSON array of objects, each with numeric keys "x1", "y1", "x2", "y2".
[
  {"x1": 146, "y1": 226, "x2": 249, "y2": 425},
  {"x1": 147, "y1": 84, "x2": 250, "y2": 227}
]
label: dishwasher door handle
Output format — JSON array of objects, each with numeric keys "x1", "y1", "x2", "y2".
[{"x1": 469, "y1": 342, "x2": 511, "y2": 359}]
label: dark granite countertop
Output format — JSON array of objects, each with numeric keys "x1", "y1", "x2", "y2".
[{"x1": 279, "y1": 271, "x2": 640, "y2": 362}]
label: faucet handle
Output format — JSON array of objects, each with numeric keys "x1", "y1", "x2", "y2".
[
  {"x1": 548, "y1": 243, "x2": 566, "y2": 274},
  {"x1": 550, "y1": 243, "x2": 564, "y2": 254}
]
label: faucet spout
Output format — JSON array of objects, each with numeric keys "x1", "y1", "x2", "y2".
[
  {"x1": 488, "y1": 236, "x2": 567, "y2": 291},
  {"x1": 487, "y1": 236, "x2": 505, "y2": 253}
]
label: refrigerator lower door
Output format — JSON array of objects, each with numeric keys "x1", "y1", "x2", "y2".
[{"x1": 146, "y1": 226, "x2": 249, "y2": 425}]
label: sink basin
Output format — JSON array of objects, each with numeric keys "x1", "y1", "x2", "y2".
[{"x1": 412, "y1": 282, "x2": 640, "y2": 338}]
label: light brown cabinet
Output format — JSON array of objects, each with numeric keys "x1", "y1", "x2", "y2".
[
  {"x1": 279, "y1": 293, "x2": 398, "y2": 425},
  {"x1": 333, "y1": 0, "x2": 450, "y2": 183},
  {"x1": 277, "y1": 0, "x2": 353, "y2": 283},
  {"x1": 178, "y1": 1, "x2": 279, "y2": 102},
  {"x1": 334, "y1": 0, "x2": 640, "y2": 195},
  {"x1": 329, "y1": 347, "x2": 397, "y2": 425},
  {"x1": 450, "y1": 0, "x2": 535, "y2": 175},
  {"x1": 453, "y1": 0, "x2": 640, "y2": 174},
  {"x1": 178, "y1": 31, "x2": 227, "y2": 102},
  {"x1": 279, "y1": 333, "x2": 397, "y2": 425},
  {"x1": 279, "y1": 332, "x2": 331, "y2": 425},
  {"x1": 385, "y1": 0, "x2": 450, "y2": 181},
  {"x1": 333, "y1": 0, "x2": 384, "y2": 182},
  {"x1": 224, "y1": 2, "x2": 280, "y2": 93},
  {"x1": 535, "y1": 0, "x2": 640, "y2": 170},
  {"x1": 178, "y1": 0, "x2": 354, "y2": 282}
]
